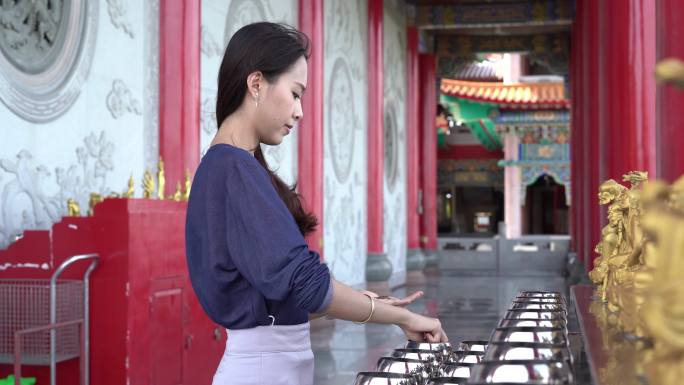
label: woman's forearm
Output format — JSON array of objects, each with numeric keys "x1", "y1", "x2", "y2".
[{"x1": 321, "y1": 278, "x2": 411, "y2": 326}]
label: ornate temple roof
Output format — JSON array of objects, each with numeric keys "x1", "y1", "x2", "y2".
[
  {"x1": 440, "y1": 79, "x2": 570, "y2": 109},
  {"x1": 453, "y1": 62, "x2": 503, "y2": 82}
]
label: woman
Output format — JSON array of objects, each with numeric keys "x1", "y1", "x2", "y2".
[{"x1": 185, "y1": 22, "x2": 447, "y2": 385}]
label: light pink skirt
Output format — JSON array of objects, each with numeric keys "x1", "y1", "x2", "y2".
[{"x1": 212, "y1": 322, "x2": 314, "y2": 385}]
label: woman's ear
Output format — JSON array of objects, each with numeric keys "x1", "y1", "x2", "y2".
[{"x1": 246, "y1": 71, "x2": 263, "y2": 99}]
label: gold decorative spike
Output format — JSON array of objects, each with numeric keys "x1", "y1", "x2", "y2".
[
  {"x1": 157, "y1": 157, "x2": 165, "y2": 200},
  {"x1": 123, "y1": 175, "x2": 135, "y2": 198},
  {"x1": 142, "y1": 169, "x2": 155, "y2": 199},
  {"x1": 182, "y1": 169, "x2": 192, "y2": 201},
  {"x1": 655, "y1": 58, "x2": 684, "y2": 89},
  {"x1": 170, "y1": 182, "x2": 182, "y2": 202},
  {"x1": 88, "y1": 193, "x2": 103, "y2": 216},
  {"x1": 67, "y1": 199, "x2": 81, "y2": 217}
]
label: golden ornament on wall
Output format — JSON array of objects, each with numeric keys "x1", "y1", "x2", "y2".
[
  {"x1": 169, "y1": 182, "x2": 182, "y2": 202},
  {"x1": 183, "y1": 169, "x2": 192, "y2": 201},
  {"x1": 157, "y1": 157, "x2": 166, "y2": 200},
  {"x1": 123, "y1": 175, "x2": 135, "y2": 198},
  {"x1": 142, "y1": 169, "x2": 155, "y2": 199},
  {"x1": 88, "y1": 193, "x2": 103, "y2": 216},
  {"x1": 67, "y1": 199, "x2": 81, "y2": 217},
  {"x1": 128, "y1": 160, "x2": 193, "y2": 201}
]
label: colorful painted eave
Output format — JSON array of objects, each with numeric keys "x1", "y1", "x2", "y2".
[{"x1": 440, "y1": 78, "x2": 570, "y2": 109}]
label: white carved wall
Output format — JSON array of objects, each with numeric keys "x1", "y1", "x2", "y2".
[
  {"x1": 200, "y1": 0, "x2": 298, "y2": 186},
  {"x1": 0, "y1": 1, "x2": 410, "y2": 292},
  {"x1": 383, "y1": 0, "x2": 408, "y2": 285},
  {"x1": 0, "y1": 0, "x2": 158, "y2": 249},
  {"x1": 323, "y1": 0, "x2": 368, "y2": 286}
]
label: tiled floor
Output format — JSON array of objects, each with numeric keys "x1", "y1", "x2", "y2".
[{"x1": 311, "y1": 271, "x2": 571, "y2": 385}]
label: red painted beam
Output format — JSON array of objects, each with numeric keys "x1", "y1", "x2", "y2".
[
  {"x1": 298, "y1": 0, "x2": 325, "y2": 256},
  {"x1": 406, "y1": 27, "x2": 421, "y2": 251},
  {"x1": 367, "y1": 0, "x2": 384, "y2": 254},
  {"x1": 657, "y1": 0, "x2": 684, "y2": 181},
  {"x1": 159, "y1": 0, "x2": 201, "y2": 188},
  {"x1": 437, "y1": 145, "x2": 503, "y2": 160}
]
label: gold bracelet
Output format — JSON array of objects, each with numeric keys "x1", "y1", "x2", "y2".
[{"x1": 354, "y1": 294, "x2": 375, "y2": 325}]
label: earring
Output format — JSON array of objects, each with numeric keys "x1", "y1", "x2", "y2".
[{"x1": 254, "y1": 92, "x2": 259, "y2": 107}]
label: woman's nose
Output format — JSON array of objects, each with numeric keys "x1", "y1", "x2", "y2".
[{"x1": 294, "y1": 101, "x2": 303, "y2": 121}]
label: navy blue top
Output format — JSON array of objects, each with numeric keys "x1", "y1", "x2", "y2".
[{"x1": 185, "y1": 144, "x2": 332, "y2": 329}]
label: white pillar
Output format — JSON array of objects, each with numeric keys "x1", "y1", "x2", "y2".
[
  {"x1": 504, "y1": 134, "x2": 522, "y2": 238},
  {"x1": 503, "y1": 53, "x2": 523, "y2": 84}
]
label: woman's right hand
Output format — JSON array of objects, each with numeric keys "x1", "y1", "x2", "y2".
[{"x1": 399, "y1": 311, "x2": 448, "y2": 343}]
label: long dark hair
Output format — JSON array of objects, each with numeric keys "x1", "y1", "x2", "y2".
[{"x1": 216, "y1": 22, "x2": 317, "y2": 236}]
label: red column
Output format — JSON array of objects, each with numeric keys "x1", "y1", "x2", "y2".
[
  {"x1": 569, "y1": 2, "x2": 582, "y2": 255},
  {"x1": 406, "y1": 27, "x2": 424, "y2": 270},
  {"x1": 406, "y1": 28, "x2": 418, "y2": 247},
  {"x1": 577, "y1": 0, "x2": 589, "y2": 265},
  {"x1": 419, "y1": 54, "x2": 438, "y2": 263},
  {"x1": 601, "y1": 0, "x2": 656, "y2": 180},
  {"x1": 298, "y1": 0, "x2": 325, "y2": 256},
  {"x1": 367, "y1": 0, "x2": 384, "y2": 255},
  {"x1": 159, "y1": 0, "x2": 201, "y2": 187},
  {"x1": 657, "y1": 0, "x2": 684, "y2": 181},
  {"x1": 366, "y1": 0, "x2": 394, "y2": 284},
  {"x1": 570, "y1": 0, "x2": 611, "y2": 270},
  {"x1": 585, "y1": 0, "x2": 603, "y2": 270}
]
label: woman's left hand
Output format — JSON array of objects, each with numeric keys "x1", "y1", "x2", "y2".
[{"x1": 360, "y1": 290, "x2": 424, "y2": 307}]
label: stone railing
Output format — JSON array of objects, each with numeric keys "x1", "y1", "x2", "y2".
[{"x1": 438, "y1": 235, "x2": 570, "y2": 274}]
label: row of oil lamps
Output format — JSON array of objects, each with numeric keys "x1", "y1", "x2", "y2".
[{"x1": 353, "y1": 291, "x2": 572, "y2": 385}]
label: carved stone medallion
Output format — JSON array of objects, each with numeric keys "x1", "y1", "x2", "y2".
[
  {"x1": 0, "y1": 0, "x2": 98, "y2": 122},
  {"x1": 327, "y1": 58, "x2": 355, "y2": 183}
]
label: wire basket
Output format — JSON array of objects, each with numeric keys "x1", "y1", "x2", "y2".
[{"x1": 0, "y1": 279, "x2": 84, "y2": 365}]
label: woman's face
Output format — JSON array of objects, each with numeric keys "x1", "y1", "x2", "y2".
[{"x1": 255, "y1": 56, "x2": 307, "y2": 146}]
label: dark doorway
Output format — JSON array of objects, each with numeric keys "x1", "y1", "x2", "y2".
[
  {"x1": 438, "y1": 186, "x2": 504, "y2": 236},
  {"x1": 522, "y1": 175, "x2": 568, "y2": 234}
]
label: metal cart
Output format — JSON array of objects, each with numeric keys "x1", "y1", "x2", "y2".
[{"x1": 0, "y1": 254, "x2": 99, "y2": 385}]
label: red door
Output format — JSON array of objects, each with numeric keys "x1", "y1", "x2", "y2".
[
  {"x1": 182, "y1": 283, "x2": 225, "y2": 385},
  {"x1": 150, "y1": 279, "x2": 184, "y2": 385}
]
